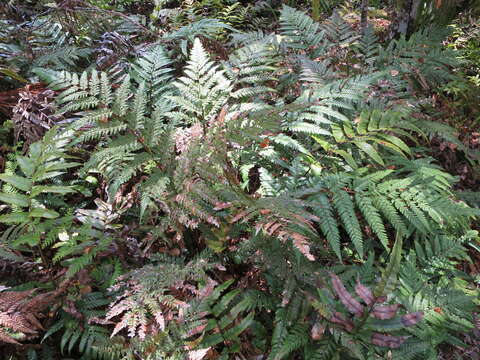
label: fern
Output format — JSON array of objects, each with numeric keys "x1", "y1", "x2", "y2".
[
  {"x1": 163, "y1": 18, "x2": 235, "y2": 56},
  {"x1": 33, "y1": 46, "x2": 92, "y2": 70},
  {"x1": 355, "y1": 25, "x2": 379, "y2": 68},
  {"x1": 328, "y1": 175, "x2": 364, "y2": 257},
  {"x1": 0, "y1": 129, "x2": 78, "y2": 249},
  {"x1": 321, "y1": 11, "x2": 359, "y2": 48},
  {"x1": 378, "y1": 26, "x2": 460, "y2": 90},
  {"x1": 279, "y1": 5, "x2": 325, "y2": 51},
  {"x1": 131, "y1": 45, "x2": 174, "y2": 103},
  {"x1": 3, "y1": 5, "x2": 478, "y2": 360},
  {"x1": 168, "y1": 38, "x2": 232, "y2": 126}
]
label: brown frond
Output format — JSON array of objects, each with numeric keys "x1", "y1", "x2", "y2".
[
  {"x1": 12, "y1": 84, "x2": 59, "y2": 149},
  {"x1": 253, "y1": 213, "x2": 316, "y2": 261},
  {"x1": 0, "y1": 284, "x2": 70, "y2": 344},
  {"x1": 0, "y1": 328, "x2": 20, "y2": 345},
  {"x1": 0, "y1": 290, "x2": 36, "y2": 311}
]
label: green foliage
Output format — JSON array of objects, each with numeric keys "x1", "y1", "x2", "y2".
[
  {"x1": 0, "y1": 129, "x2": 78, "y2": 249},
  {"x1": 1, "y1": 2, "x2": 479, "y2": 360},
  {"x1": 43, "y1": 292, "x2": 111, "y2": 357},
  {"x1": 280, "y1": 5, "x2": 325, "y2": 50},
  {"x1": 168, "y1": 38, "x2": 232, "y2": 126}
]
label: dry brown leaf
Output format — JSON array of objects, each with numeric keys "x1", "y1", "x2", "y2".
[
  {"x1": 213, "y1": 202, "x2": 232, "y2": 210},
  {"x1": 291, "y1": 233, "x2": 315, "y2": 261},
  {"x1": 0, "y1": 290, "x2": 35, "y2": 310},
  {"x1": 371, "y1": 333, "x2": 408, "y2": 348},
  {"x1": 311, "y1": 322, "x2": 325, "y2": 340},
  {"x1": 0, "y1": 312, "x2": 36, "y2": 335},
  {"x1": 12, "y1": 85, "x2": 58, "y2": 149},
  {"x1": 0, "y1": 328, "x2": 20, "y2": 345},
  {"x1": 372, "y1": 304, "x2": 400, "y2": 320},
  {"x1": 197, "y1": 278, "x2": 218, "y2": 299},
  {"x1": 354, "y1": 279, "x2": 375, "y2": 306},
  {"x1": 0, "y1": 286, "x2": 68, "y2": 344},
  {"x1": 188, "y1": 348, "x2": 211, "y2": 360},
  {"x1": 186, "y1": 322, "x2": 208, "y2": 338},
  {"x1": 401, "y1": 311, "x2": 423, "y2": 326},
  {"x1": 230, "y1": 210, "x2": 249, "y2": 224},
  {"x1": 330, "y1": 273, "x2": 364, "y2": 317},
  {"x1": 330, "y1": 311, "x2": 354, "y2": 332}
]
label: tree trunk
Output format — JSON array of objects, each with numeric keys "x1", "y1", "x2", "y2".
[
  {"x1": 312, "y1": 0, "x2": 320, "y2": 21},
  {"x1": 388, "y1": 0, "x2": 422, "y2": 39},
  {"x1": 360, "y1": 0, "x2": 369, "y2": 32}
]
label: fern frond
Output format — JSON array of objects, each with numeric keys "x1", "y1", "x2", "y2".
[
  {"x1": 131, "y1": 45, "x2": 174, "y2": 103},
  {"x1": 279, "y1": 6, "x2": 325, "y2": 51}
]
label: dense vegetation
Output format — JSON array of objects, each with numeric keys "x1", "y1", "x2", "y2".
[{"x1": 0, "y1": 0, "x2": 480, "y2": 359}]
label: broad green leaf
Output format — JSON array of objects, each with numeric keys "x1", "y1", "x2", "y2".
[
  {"x1": 17, "y1": 156, "x2": 35, "y2": 177},
  {"x1": 334, "y1": 149, "x2": 358, "y2": 169},
  {"x1": 201, "y1": 332, "x2": 224, "y2": 348},
  {"x1": 0, "y1": 174, "x2": 32, "y2": 192},
  {"x1": 29, "y1": 208, "x2": 59, "y2": 219},
  {"x1": 41, "y1": 320, "x2": 64, "y2": 342},
  {"x1": 68, "y1": 331, "x2": 81, "y2": 353},
  {"x1": 60, "y1": 329, "x2": 73, "y2": 354},
  {"x1": 357, "y1": 111, "x2": 370, "y2": 135},
  {"x1": 35, "y1": 171, "x2": 66, "y2": 182},
  {"x1": 212, "y1": 289, "x2": 241, "y2": 318},
  {"x1": 28, "y1": 142, "x2": 42, "y2": 161},
  {"x1": 0, "y1": 67, "x2": 28, "y2": 83},
  {"x1": 397, "y1": 121, "x2": 426, "y2": 139},
  {"x1": 376, "y1": 134, "x2": 411, "y2": 155},
  {"x1": 210, "y1": 280, "x2": 234, "y2": 300},
  {"x1": 0, "y1": 213, "x2": 29, "y2": 223},
  {"x1": 343, "y1": 123, "x2": 355, "y2": 138},
  {"x1": 354, "y1": 141, "x2": 384, "y2": 165},
  {"x1": 12, "y1": 233, "x2": 40, "y2": 247},
  {"x1": 223, "y1": 312, "x2": 254, "y2": 339},
  {"x1": 371, "y1": 138, "x2": 406, "y2": 156},
  {"x1": 44, "y1": 162, "x2": 79, "y2": 172},
  {"x1": 0, "y1": 193, "x2": 29, "y2": 207},
  {"x1": 311, "y1": 135, "x2": 332, "y2": 150},
  {"x1": 31, "y1": 185, "x2": 76, "y2": 197},
  {"x1": 331, "y1": 124, "x2": 345, "y2": 142},
  {"x1": 365, "y1": 317, "x2": 405, "y2": 332},
  {"x1": 367, "y1": 110, "x2": 381, "y2": 131}
]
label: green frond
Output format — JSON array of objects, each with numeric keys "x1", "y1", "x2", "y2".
[
  {"x1": 310, "y1": 193, "x2": 341, "y2": 259},
  {"x1": 33, "y1": 46, "x2": 92, "y2": 70},
  {"x1": 163, "y1": 18, "x2": 235, "y2": 45},
  {"x1": 131, "y1": 45, "x2": 174, "y2": 102},
  {"x1": 325, "y1": 176, "x2": 364, "y2": 257},
  {"x1": 279, "y1": 5, "x2": 324, "y2": 51},
  {"x1": 355, "y1": 193, "x2": 388, "y2": 250},
  {"x1": 168, "y1": 38, "x2": 232, "y2": 125}
]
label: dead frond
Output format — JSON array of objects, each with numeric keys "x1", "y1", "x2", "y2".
[
  {"x1": 12, "y1": 84, "x2": 59, "y2": 148},
  {"x1": 0, "y1": 280, "x2": 70, "y2": 344}
]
